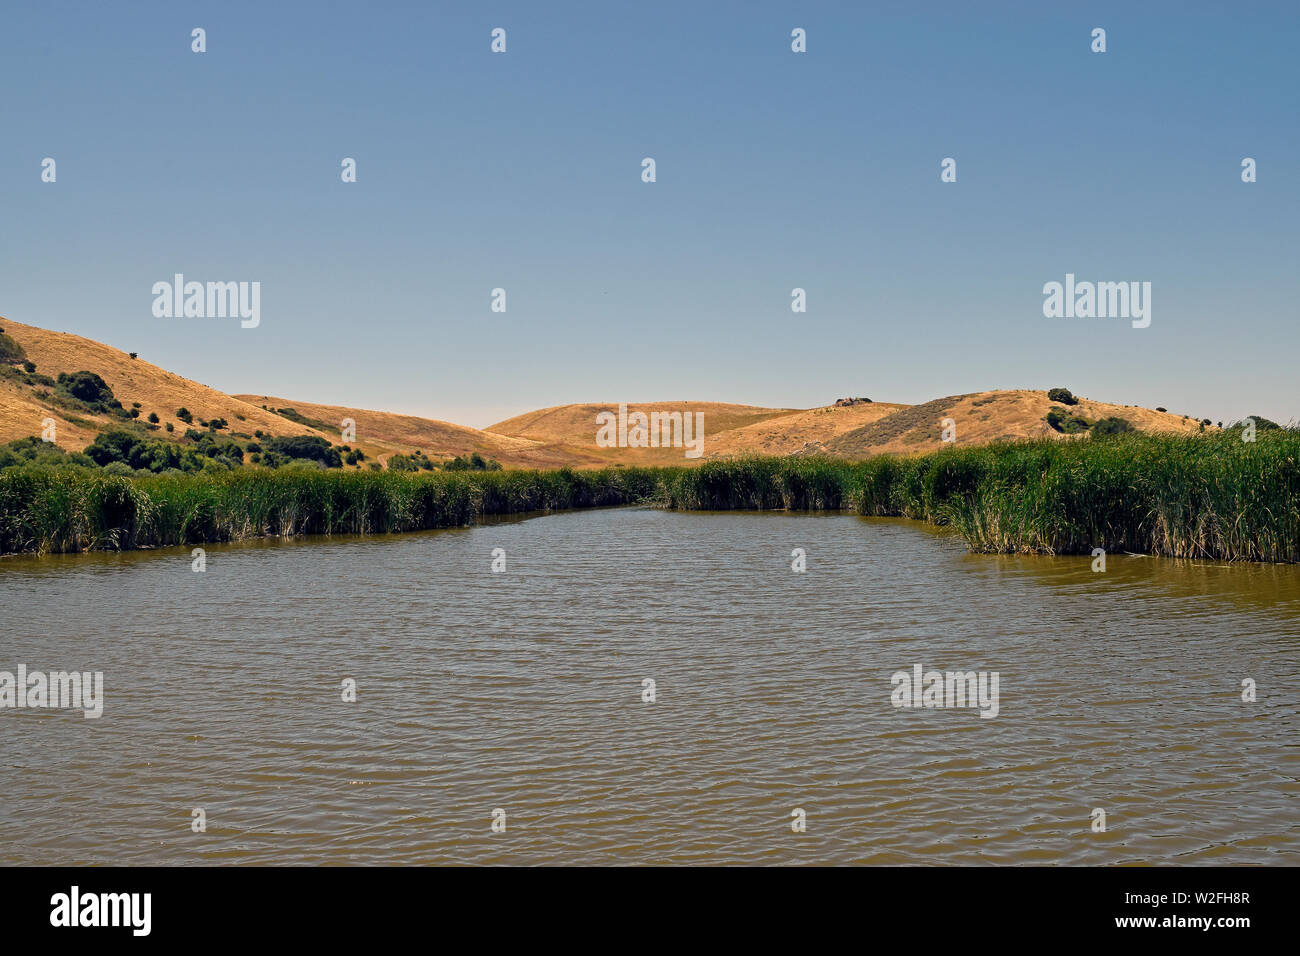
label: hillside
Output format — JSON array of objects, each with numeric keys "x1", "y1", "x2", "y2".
[
  {"x1": 233, "y1": 394, "x2": 564, "y2": 468},
  {"x1": 685, "y1": 401, "x2": 908, "y2": 457},
  {"x1": 486, "y1": 401, "x2": 798, "y2": 466},
  {"x1": 0, "y1": 317, "x2": 1221, "y2": 471},
  {"x1": 823, "y1": 390, "x2": 1209, "y2": 457},
  {"x1": 0, "y1": 317, "x2": 327, "y2": 450}
]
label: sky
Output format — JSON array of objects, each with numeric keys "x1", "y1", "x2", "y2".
[{"x1": 2, "y1": 0, "x2": 1296, "y2": 428}]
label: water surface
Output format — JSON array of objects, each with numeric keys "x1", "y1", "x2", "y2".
[{"x1": 2, "y1": 508, "x2": 1297, "y2": 864}]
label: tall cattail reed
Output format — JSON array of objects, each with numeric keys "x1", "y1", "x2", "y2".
[{"x1": 2, "y1": 431, "x2": 1296, "y2": 562}]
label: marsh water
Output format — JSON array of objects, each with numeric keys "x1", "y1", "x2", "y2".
[{"x1": 1, "y1": 507, "x2": 1297, "y2": 865}]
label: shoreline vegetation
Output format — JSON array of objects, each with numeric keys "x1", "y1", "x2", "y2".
[{"x1": 1, "y1": 432, "x2": 1296, "y2": 563}]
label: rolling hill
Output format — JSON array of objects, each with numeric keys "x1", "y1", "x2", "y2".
[{"x1": 0, "y1": 316, "x2": 1220, "y2": 470}]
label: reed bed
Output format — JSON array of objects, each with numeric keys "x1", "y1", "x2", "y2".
[
  {"x1": 0, "y1": 466, "x2": 661, "y2": 556},
  {"x1": 2, "y1": 431, "x2": 1297, "y2": 562}
]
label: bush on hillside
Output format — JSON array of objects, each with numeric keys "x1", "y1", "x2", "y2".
[
  {"x1": 441, "y1": 452, "x2": 502, "y2": 471},
  {"x1": 0, "y1": 436, "x2": 95, "y2": 470},
  {"x1": 0, "y1": 331, "x2": 27, "y2": 365},
  {"x1": 388, "y1": 450, "x2": 435, "y2": 472},
  {"x1": 84, "y1": 429, "x2": 213, "y2": 472},
  {"x1": 1233, "y1": 415, "x2": 1283, "y2": 431},
  {"x1": 1047, "y1": 388, "x2": 1078, "y2": 406},
  {"x1": 1091, "y1": 416, "x2": 1134, "y2": 437},
  {"x1": 263, "y1": 434, "x2": 342, "y2": 468},
  {"x1": 55, "y1": 371, "x2": 123, "y2": 415},
  {"x1": 1045, "y1": 406, "x2": 1090, "y2": 434}
]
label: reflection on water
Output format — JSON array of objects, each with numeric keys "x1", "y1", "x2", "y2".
[{"x1": 1, "y1": 508, "x2": 1297, "y2": 864}]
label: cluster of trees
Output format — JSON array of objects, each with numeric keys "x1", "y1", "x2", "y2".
[
  {"x1": 386, "y1": 449, "x2": 435, "y2": 472},
  {"x1": 0, "y1": 437, "x2": 93, "y2": 470},
  {"x1": 3, "y1": 428, "x2": 358, "y2": 476},
  {"x1": 387, "y1": 450, "x2": 502, "y2": 472},
  {"x1": 1, "y1": 422, "x2": 378, "y2": 476},
  {"x1": 84, "y1": 430, "x2": 235, "y2": 473},
  {"x1": 254, "y1": 434, "x2": 343, "y2": 468},
  {"x1": 1045, "y1": 405, "x2": 1133, "y2": 437},
  {"x1": 442, "y1": 452, "x2": 502, "y2": 471},
  {"x1": 1043, "y1": 387, "x2": 1135, "y2": 437}
]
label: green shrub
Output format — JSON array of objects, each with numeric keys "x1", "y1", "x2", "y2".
[
  {"x1": 442, "y1": 452, "x2": 502, "y2": 471},
  {"x1": 1047, "y1": 388, "x2": 1078, "y2": 405},
  {"x1": 84, "y1": 429, "x2": 207, "y2": 473},
  {"x1": 1091, "y1": 416, "x2": 1134, "y2": 436},
  {"x1": 1235, "y1": 416, "x2": 1282, "y2": 431},
  {"x1": 56, "y1": 371, "x2": 121, "y2": 412},
  {"x1": 1045, "y1": 406, "x2": 1090, "y2": 434},
  {"x1": 0, "y1": 436, "x2": 75, "y2": 470},
  {"x1": 0, "y1": 331, "x2": 26, "y2": 365},
  {"x1": 263, "y1": 434, "x2": 342, "y2": 467}
]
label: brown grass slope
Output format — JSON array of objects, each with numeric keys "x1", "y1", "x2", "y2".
[
  {"x1": 825, "y1": 389, "x2": 1209, "y2": 457},
  {"x1": 488, "y1": 401, "x2": 793, "y2": 442},
  {"x1": 2, "y1": 318, "x2": 1208, "y2": 468},
  {"x1": 0, "y1": 317, "x2": 558, "y2": 468},
  {"x1": 233, "y1": 394, "x2": 565, "y2": 468},
  {"x1": 705, "y1": 401, "x2": 909, "y2": 457},
  {"x1": 486, "y1": 401, "x2": 802, "y2": 466},
  {"x1": 0, "y1": 317, "x2": 328, "y2": 450}
]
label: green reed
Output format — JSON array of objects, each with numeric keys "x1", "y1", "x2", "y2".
[
  {"x1": 2, "y1": 431, "x2": 1296, "y2": 562},
  {"x1": 0, "y1": 466, "x2": 662, "y2": 555}
]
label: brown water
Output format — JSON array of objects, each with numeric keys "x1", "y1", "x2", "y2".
[{"x1": 1, "y1": 508, "x2": 1298, "y2": 865}]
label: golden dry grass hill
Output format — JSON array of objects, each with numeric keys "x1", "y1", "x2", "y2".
[
  {"x1": 232, "y1": 394, "x2": 556, "y2": 468},
  {"x1": 823, "y1": 390, "x2": 1208, "y2": 457},
  {"x1": 484, "y1": 401, "x2": 800, "y2": 466},
  {"x1": 0, "y1": 316, "x2": 1213, "y2": 469},
  {"x1": 0, "y1": 316, "x2": 327, "y2": 451}
]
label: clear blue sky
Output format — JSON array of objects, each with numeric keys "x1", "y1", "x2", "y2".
[{"x1": 2, "y1": 1, "x2": 1296, "y2": 427}]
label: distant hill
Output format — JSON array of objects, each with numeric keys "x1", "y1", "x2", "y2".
[
  {"x1": 0, "y1": 316, "x2": 1219, "y2": 470},
  {"x1": 823, "y1": 390, "x2": 1207, "y2": 456},
  {"x1": 233, "y1": 394, "x2": 560, "y2": 468}
]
